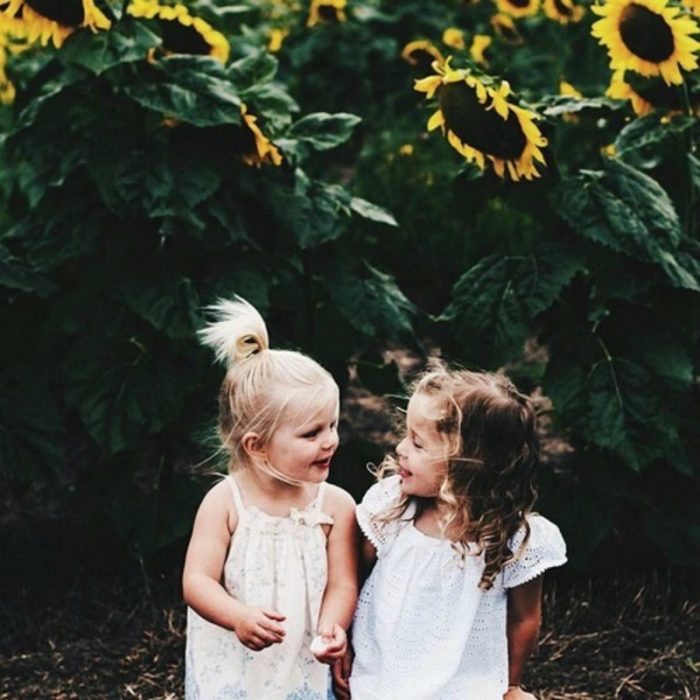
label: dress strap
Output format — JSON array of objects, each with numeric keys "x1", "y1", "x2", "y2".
[{"x1": 226, "y1": 474, "x2": 246, "y2": 515}]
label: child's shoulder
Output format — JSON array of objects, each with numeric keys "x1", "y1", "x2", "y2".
[
  {"x1": 195, "y1": 476, "x2": 238, "y2": 532},
  {"x1": 323, "y1": 482, "x2": 356, "y2": 516}
]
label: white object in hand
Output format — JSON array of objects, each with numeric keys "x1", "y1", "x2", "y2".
[{"x1": 310, "y1": 635, "x2": 330, "y2": 656}]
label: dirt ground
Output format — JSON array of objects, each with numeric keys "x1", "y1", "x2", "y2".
[{"x1": 1, "y1": 566, "x2": 698, "y2": 699}]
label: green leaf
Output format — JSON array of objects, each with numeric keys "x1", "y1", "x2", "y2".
[
  {"x1": 350, "y1": 197, "x2": 398, "y2": 227},
  {"x1": 122, "y1": 277, "x2": 202, "y2": 339},
  {"x1": 0, "y1": 244, "x2": 54, "y2": 296},
  {"x1": 278, "y1": 112, "x2": 361, "y2": 162},
  {"x1": 323, "y1": 262, "x2": 415, "y2": 340},
  {"x1": 60, "y1": 18, "x2": 161, "y2": 75},
  {"x1": 441, "y1": 247, "x2": 585, "y2": 366},
  {"x1": 545, "y1": 329, "x2": 695, "y2": 472},
  {"x1": 63, "y1": 336, "x2": 193, "y2": 454},
  {"x1": 228, "y1": 50, "x2": 278, "y2": 90},
  {"x1": 269, "y1": 171, "x2": 352, "y2": 248},
  {"x1": 552, "y1": 160, "x2": 697, "y2": 291},
  {"x1": 540, "y1": 95, "x2": 619, "y2": 117},
  {"x1": 124, "y1": 56, "x2": 241, "y2": 127},
  {"x1": 240, "y1": 82, "x2": 298, "y2": 133},
  {"x1": 613, "y1": 113, "x2": 695, "y2": 168}
]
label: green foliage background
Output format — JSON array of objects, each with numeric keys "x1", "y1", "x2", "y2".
[{"x1": 1, "y1": 0, "x2": 698, "y2": 571}]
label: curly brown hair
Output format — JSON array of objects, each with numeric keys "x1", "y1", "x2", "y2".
[{"x1": 374, "y1": 362, "x2": 538, "y2": 590}]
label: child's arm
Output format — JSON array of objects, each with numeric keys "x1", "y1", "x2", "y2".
[
  {"x1": 504, "y1": 576, "x2": 543, "y2": 700},
  {"x1": 314, "y1": 486, "x2": 359, "y2": 665},
  {"x1": 182, "y1": 481, "x2": 286, "y2": 651}
]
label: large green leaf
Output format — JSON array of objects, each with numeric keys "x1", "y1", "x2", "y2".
[
  {"x1": 124, "y1": 56, "x2": 242, "y2": 127},
  {"x1": 552, "y1": 160, "x2": 698, "y2": 291},
  {"x1": 441, "y1": 246, "x2": 585, "y2": 365},
  {"x1": 59, "y1": 18, "x2": 161, "y2": 75},
  {"x1": 228, "y1": 50, "x2": 278, "y2": 91},
  {"x1": 545, "y1": 328, "x2": 695, "y2": 472},
  {"x1": 63, "y1": 336, "x2": 193, "y2": 454},
  {"x1": 269, "y1": 169, "x2": 352, "y2": 249},
  {"x1": 277, "y1": 112, "x2": 361, "y2": 162},
  {"x1": 122, "y1": 277, "x2": 202, "y2": 339},
  {"x1": 322, "y1": 261, "x2": 415, "y2": 340}
]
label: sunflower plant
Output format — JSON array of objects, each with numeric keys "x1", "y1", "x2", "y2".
[{"x1": 0, "y1": 6, "x2": 408, "y2": 557}]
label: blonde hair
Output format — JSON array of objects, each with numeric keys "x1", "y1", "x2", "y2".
[
  {"x1": 375, "y1": 361, "x2": 538, "y2": 590},
  {"x1": 199, "y1": 297, "x2": 339, "y2": 479}
]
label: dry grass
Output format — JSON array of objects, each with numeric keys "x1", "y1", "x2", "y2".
[{"x1": 1, "y1": 571, "x2": 697, "y2": 699}]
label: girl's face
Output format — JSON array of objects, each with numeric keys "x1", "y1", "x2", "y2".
[
  {"x1": 264, "y1": 400, "x2": 340, "y2": 484},
  {"x1": 396, "y1": 392, "x2": 449, "y2": 498}
]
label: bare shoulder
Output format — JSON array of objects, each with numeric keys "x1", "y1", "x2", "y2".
[
  {"x1": 195, "y1": 477, "x2": 237, "y2": 533},
  {"x1": 323, "y1": 483, "x2": 357, "y2": 518}
]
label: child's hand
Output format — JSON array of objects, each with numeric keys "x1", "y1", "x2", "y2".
[
  {"x1": 331, "y1": 645, "x2": 354, "y2": 700},
  {"x1": 233, "y1": 606, "x2": 286, "y2": 651},
  {"x1": 504, "y1": 686, "x2": 537, "y2": 700},
  {"x1": 311, "y1": 623, "x2": 347, "y2": 664}
]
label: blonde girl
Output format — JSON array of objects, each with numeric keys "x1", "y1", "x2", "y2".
[
  {"x1": 183, "y1": 297, "x2": 358, "y2": 699},
  {"x1": 337, "y1": 364, "x2": 566, "y2": 700}
]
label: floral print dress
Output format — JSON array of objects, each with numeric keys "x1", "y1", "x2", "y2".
[{"x1": 185, "y1": 475, "x2": 334, "y2": 699}]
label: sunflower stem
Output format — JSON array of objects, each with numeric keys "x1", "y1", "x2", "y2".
[{"x1": 680, "y1": 79, "x2": 696, "y2": 238}]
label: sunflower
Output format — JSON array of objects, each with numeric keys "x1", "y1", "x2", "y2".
[
  {"x1": 491, "y1": 13, "x2": 524, "y2": 43},
  {"x1": 607, "y1": 68, "x2": 689, "y2": 114},
  {"x1": 683, "y1": 0, "x2": 700, "y2": 15},
  {"x1": 127, "y1": 0, "x2": 230, "y2": 63},
  {"x1": 443, "y1": 27, "x2": 466, "y2": 49},
  {"x1": 470, "y1": 34, "x2": 492, "y2": 65},
  {"x1": 495, "y1": 0, "x2": 540, "y2": 19},
  {"x1": 415, "y1": 58, "x2": 547, "y2": 180},
  {"x1": 1, "y1": 0, "x2": 110, "y2": 48},
  {"x1": 544, "y1": 0, "x2": 584, "y2": 23},
  {"x1": 307, "y1": 0, "x2": 346, "y2": 27},
  {"x1": 591, "y1": 0, "x2": 700, "y2": 85},
  {"x1": 401, "y1": 40, "x2": 445, "y2": 70},
  {"x1": 240, "y1": 104, "x2": 283, "y2": 167}
]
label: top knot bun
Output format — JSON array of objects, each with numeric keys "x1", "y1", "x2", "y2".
[{"x1": 198, "y1": 296, "x2": 269, "y2": 367}]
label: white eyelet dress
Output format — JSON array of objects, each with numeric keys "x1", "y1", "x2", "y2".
[
  {"x1": 350, "y1": 475, "x2": 567, "y2": 700},
  {"x1": 185, "y1": 475, "x2": 335, "y2": 700}
]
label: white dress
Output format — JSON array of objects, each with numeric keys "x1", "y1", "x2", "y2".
[
  {"x1": 350, "y1": 476, "x2": 567, "y2": 700},
  {"x1": 185, "y1": 475, "x2": 334, "y2": 700}
]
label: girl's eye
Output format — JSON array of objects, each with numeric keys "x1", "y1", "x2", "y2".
[
  {"x1": 302, "y1": 429, "x2": 320, "y2": 439},
  {"x1": 412, "y1": 439, "x2": 423, "y2": 449}
]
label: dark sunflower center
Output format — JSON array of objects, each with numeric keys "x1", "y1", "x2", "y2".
[
  {"x1": 619, "y1": 4, "x2": 674, "y2": 63},
  {"x1": 553, "y1": 0, "x2": 574, "y2": 17},
  {"x1": 158, "y1": 18, "x2": 211, "y2": 55},
  {"x1": 318, "y1": 4, "x2": 339, "y2": 21},
  {"x1": 25, "y1": 0, "x2": 84, "y2": 25},
  {"x1": 437, "y1": 82, "x2": 527, "y2": 161},
  {"x1": 508, "y1": 0, "x2": 532, "y2": 8}
]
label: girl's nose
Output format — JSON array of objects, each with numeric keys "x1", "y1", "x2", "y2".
[
  {"x1": 396, "y1": 437, "x2": 408, "y2": 458},
  {"x1": 322, "y1": 429, "x2": 339, "y2": 451}
]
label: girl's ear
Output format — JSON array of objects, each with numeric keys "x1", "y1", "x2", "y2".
[{"x1": 241, "y1": 432, "x2": 266, "y2": 461}]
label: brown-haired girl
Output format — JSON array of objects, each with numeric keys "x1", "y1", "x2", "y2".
[
  {"x1": 182, "y1": 297, "x2": 358, "y2": 699},
  {"x1": 338, "y1": 364, "x2": 566, "y2": 700}
]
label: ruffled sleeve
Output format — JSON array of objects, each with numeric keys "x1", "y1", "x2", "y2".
[
  {"x1": 502, "y1": 514, "x2": 567, "y2": 589},
  {"x1": 356, "y1": 475, "x2": 414, "y2": 557}
]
